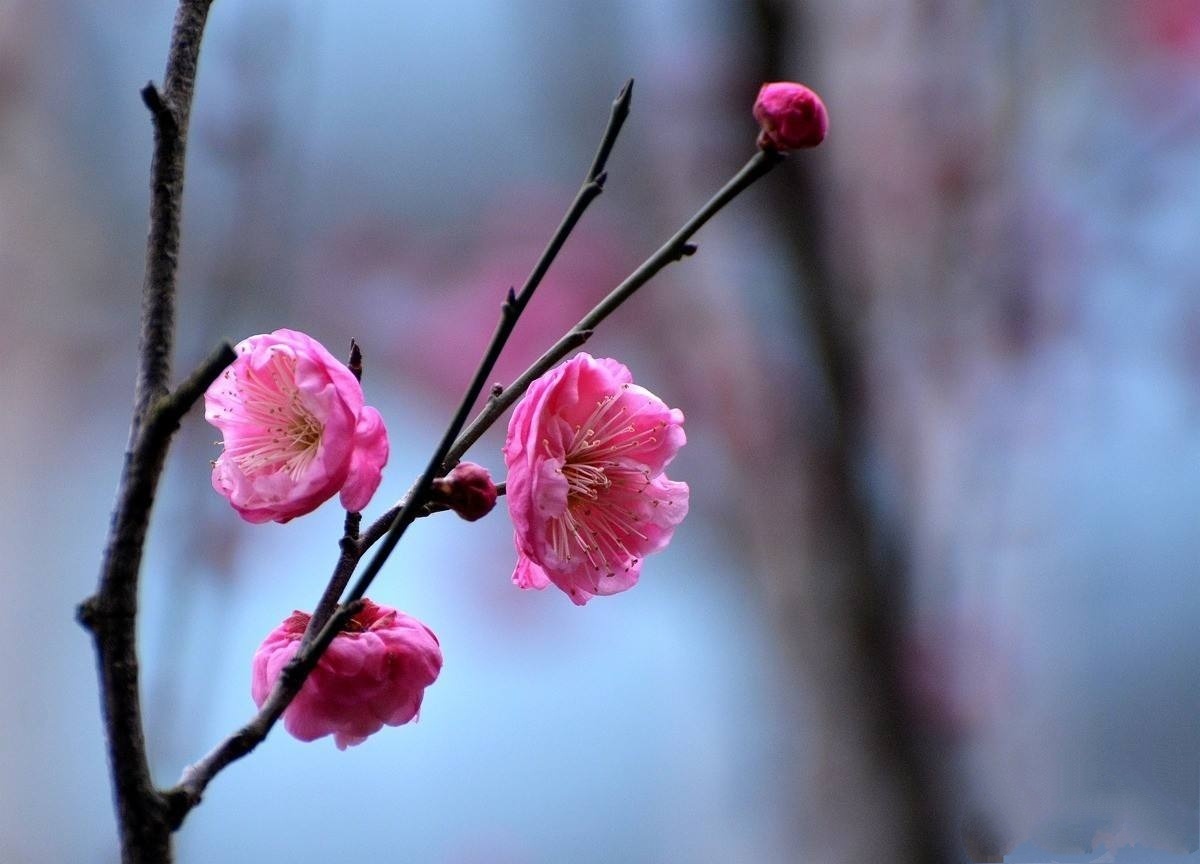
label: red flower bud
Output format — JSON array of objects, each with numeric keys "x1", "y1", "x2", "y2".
[
  {"x1": 753, "y1": 81, "x2": 828, "y2": 151},
  {"x1": 431, "y1": 461, "x2": 497, "y2": 521}
]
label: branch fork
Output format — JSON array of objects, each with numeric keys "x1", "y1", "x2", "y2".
[{"x1": 87, "y1": 17, "x2": 788, "y2": 856}]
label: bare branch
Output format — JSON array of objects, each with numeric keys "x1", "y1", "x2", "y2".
[
  {"x1": 299, "y1": 511, "x2": 363, "y2": 649},
  {"x1": 340, "y1": 79, "x2": 634, "y2": 608},
  {"x1": 347, "y1": 339, "x2": 363, "y2": 382},
  {"x1": 82, "y1": 3, "x2": 216, "y2": 862},
  {"x1": 165, "y1": 600, "x2": 366, "y2": 826},
  {"x1": 445, "y1": 148, "x2": 783, "y2": 466},
  {"x1": 162, "y1": 79, "x2": 635, "y2": 817},
  {"x1": 155, "y1": 343, "x2": 236, "y2": 429}
]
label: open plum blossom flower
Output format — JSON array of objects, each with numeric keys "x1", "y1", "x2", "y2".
[
  {"x1": 205, "y1": 329, "x2": 389, "y2": 523},
  {"x1": 504, "y1": 353, "x2": 689, "y2": 605},
  {"x1": 251, "y1": 600, "x2": 442, "y2": 749}
]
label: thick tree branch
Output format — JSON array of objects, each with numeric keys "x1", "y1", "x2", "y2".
[
  {"x1": 133, "y1": 3, "x2": 213, "y2": 428},
  {"x1": 81, "y1": 3, "x2": 216, "y2": 863}
]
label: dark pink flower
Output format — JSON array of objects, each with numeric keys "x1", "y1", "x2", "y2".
[
  {"x1": 251, "y1": 600, "x2": 443, "y2": 749},
  {"x1": 753, "y1": 81, "x2": 828, "y2": 151},
  {"x1": 431, "y1": 461, "x2": 498, "y2": 522},
  {"x1": 503, "y1": 354, "x2": 689, "y2": 605},
  {"x1": 205, "y1": 329, "x2": 389, "y2": 523}
]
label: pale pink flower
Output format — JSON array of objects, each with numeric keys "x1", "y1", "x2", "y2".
[
  {"x1": 205, "y1": 329, "x2": 389, "y2": 523},
  {"x1": 503, "y1": 353, "x2": 689, "y2": 605},
  {"x1": 753, "y1": 81, "x2": 829, "y2": 151},
  {"x1": 251, "y1": 600, "x2": 443, "y2": 749}
]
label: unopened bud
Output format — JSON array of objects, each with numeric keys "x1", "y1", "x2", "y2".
[
  {"x1": 431, "y1": 462, "x2": 497, "y2": 521},
  {"x1": 753, "y1": 81, "x2": 828, "y2": 151}
]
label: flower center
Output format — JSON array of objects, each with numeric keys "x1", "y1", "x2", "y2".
[
  {"x1": 223, "y1": 350, "x2": 324, "y2": 480},
  {"x1": 546, "y1": 388, "x2": 664, "y2": 574}
]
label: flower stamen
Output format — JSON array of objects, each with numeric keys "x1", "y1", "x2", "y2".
[{"x1": 223, "y1": 352, "x2": 325, "y2": 480}]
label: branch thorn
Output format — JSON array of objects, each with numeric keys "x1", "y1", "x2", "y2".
[
  {"x1": 615, "y1": 78, "x2": 634, "y2": 111},
  {"x1": 140, "y1": 82, "x2": 178, "y2": 133}
]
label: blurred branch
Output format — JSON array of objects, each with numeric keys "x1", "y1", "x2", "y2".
[
  {"x1": 747, "y1": 2, "x2": 956, "y2": 861},
  {"x1": 77, "y1": 3, "x2": 216, "y2": 863}
]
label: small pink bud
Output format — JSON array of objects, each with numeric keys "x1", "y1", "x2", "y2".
[
  {"x1": 753, "y1": 81, "x2": 828, "y2": 151},
  {"x1": 431, "y1": 461, "x2": 497, "y2": 521}
]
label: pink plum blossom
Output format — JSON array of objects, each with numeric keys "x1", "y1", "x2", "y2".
[
  {"x1": 251, "y1": 600, "x2": 443, "y2": 749},
  {"x1": 205, "y1": 329, "x2": 389, "y2": 523},
  {"x1": 503, "y1": 353, "x2": 689, "y2": 605},
  {"x1": 753, "y1": 81, "x2": 828, "y2": 151}
]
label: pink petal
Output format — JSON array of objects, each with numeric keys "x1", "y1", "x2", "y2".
[
  {"x1": 512, "y1": 553, "x2": 551, "y2": 590},
  {"x1": 340, "y1": 406, "x2": 389, "y2": 512},
  {"x1": 502, "y1": 353, "x2": 690, "y2": 605}
]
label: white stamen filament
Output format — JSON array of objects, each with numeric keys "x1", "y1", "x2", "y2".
[
  {"x1": 549, "y1": 393, "x2": 668, "y2": 575},
  {"x1": 223, "y1": 351, "x2": 324, "y2": 480}
]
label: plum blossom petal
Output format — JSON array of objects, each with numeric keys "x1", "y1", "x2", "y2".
[
  {"x1": 512, "y1": 552, "x2": 552, "y2": 591},
  {"x1": 205, "y1": 329, "x2": 389, "y2": 523},
  {"x1": 503, "y1": 353, "x2": 689, "y2": 605},
  {"x1": 251, "y1": 600, "x2": 442, "y2": 749},
  {"x1": 340, "y1": 406, "x2": 389, "y2": 512}
]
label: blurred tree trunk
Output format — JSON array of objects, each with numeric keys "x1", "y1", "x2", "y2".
[{"x1": 731, "y1": 1, "x2": 1031, "y2": 860}]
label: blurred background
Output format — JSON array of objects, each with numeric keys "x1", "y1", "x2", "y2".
[{"x1": 3, "y1": 1, "x2": 1200, "y2": 862}]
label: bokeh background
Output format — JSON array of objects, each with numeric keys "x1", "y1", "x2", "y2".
[{"x1": 4, "y1": 1, "x2": 1200, "y2": 862}]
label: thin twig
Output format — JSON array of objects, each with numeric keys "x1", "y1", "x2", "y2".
[
  {"x1": 446, "y1": 148, "x2": 783, "y2": 466},
  {"x1": 163, "y1": 79, "x2": 634, "y2": 821},
  {"x1": 172, "y1": 152, "x2": 782, "y2": 823},
  {"x1": 168, "y1": 93, "x2": 783, "y2": 836},
  {"x1": 299, "y1": 511, "x2": 361, "y2": 649},
  {"x1": 80, "y1": 2, "x2": 216, "y2": 862},
  {"x1": 339, "y1": 78, "x2": 633, "y2": 609},
  {"x1": 151, "y1": 343, "x2": 238, "y2": 432},
  {"x1": 166, "y1": 600, "x2": 367, "y2": 827}
]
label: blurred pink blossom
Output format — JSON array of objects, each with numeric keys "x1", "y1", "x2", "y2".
[
  {"x1": 503, "y1": 353, "x2": 689, "y2": 605},
  {"x1": 753, "y1": 81, "x2": 828, "y2": 151},
  {"x1": 300, "y1": 191, "x2": 632, "y2": 403},
  {"x1": 251, "y1": 600, "x2": 443, "y2": 750},
  {"x1": 204, "y1": 329, "x2": 388, "y2": 523}
]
